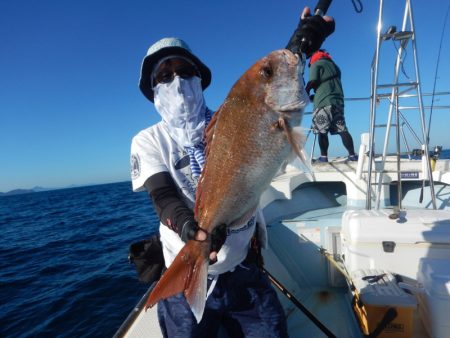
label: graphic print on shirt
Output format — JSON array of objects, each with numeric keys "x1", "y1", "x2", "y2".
[
  {"x1": 227, "y1": 216, "x2": 256, "y2": 235},
  {"x1": 130, "y1": 153, "x2": 141, "y2": 179},
  {"x1": 171, "y1": 149, "x2": 197, "y2": 201},
  {"x1": 174, "y1": 153, "x2": 190, "y2": 170}
]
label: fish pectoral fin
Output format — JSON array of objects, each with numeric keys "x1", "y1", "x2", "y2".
[
  {"x1": 279, "y1": 119, "x2": 306, "y2": 162},
  {"x1": 144, "y1": 240, "x2": 210, "y2": 323},
  {"x1": 291, "y1": 126, "x2": 308, "y2": 164}
]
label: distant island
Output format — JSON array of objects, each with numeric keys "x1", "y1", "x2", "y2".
[
  {"x1": 0, "y1": 182, "x2": 130, "y2": 197},
  {"x1": 0, "y1": 186, "x2": 54, "y2": 197}
]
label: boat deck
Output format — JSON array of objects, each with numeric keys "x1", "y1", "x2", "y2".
[
  {"x1": 265, "y1": 204, "x2": 431, "y2": 337},
  {"x1": 118, "y1": 155, "x2": 450, "y2": 338}
]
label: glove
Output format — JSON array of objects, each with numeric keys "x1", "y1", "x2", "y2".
[
  {"x1": 180, "y1": 218, "x2": 200, "y2": 242},
  {"x1": 301, "y1": 16, "x2": 334, "y2": 56},
  {"x1": 286, "y1": 9, "x2": 335, "y2": 57},
  {"x1": 180, "y1": 219, "x2": 227, "y2": 255},
  {"x1": 210, "y1": 224, "x2": 227, "y2": 253}
]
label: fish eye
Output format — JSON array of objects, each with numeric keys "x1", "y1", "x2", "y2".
[{"x1": 259, "y1": 66, "x2": 273, "y2": 79}]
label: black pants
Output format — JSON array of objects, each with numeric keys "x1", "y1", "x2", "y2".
[{"x1": 318, "y1": 131, "x2": 355, "y2": 157}]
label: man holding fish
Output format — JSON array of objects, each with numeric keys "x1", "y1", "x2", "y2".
[{"x1": 130, "y1": 5, "x2": 335, "y2": 338}]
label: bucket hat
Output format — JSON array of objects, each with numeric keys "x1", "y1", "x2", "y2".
[{"x1": 139, "y1": 37, "x2": 212, "y2": 102}]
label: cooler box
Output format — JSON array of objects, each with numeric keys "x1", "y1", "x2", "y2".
[
  {"x1": 417, "y1": 258, "x2": 450, "y2": 338},
  {"x1": 341, "y1": 209, "x2": 450, "y2": 279},
  {"x1": 351, "y1": 269, "x2": 417, "y2": 338}
]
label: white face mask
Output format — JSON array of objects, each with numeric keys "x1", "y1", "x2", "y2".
[{"x1": 154, "y1": 76, "x2": 206, "y2": 147}]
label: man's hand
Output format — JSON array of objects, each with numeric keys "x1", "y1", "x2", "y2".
[
  {"x1": 180, "y1": 219, "x2": 227, "y2": 263},
  {"x1": 209, "y1": 224, "x2": 227, "y2": 263},
  {"x1": 305, "y1": 80, "x2": 318, "y2": 94},
  {"x1": 286, "y1": 6, "x2": 335, "y2": 57},
  {"x1": 180, "y1": 218, "x2": 200, "y2": 242}
]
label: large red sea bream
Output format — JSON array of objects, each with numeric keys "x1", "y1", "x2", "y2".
[{"x1": 146, "y1": 48, "x2": 309, "y2": 322}]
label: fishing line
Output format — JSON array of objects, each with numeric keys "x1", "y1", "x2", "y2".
[
  {"x1": 419, "y1": 3, "x2": 450, "y2": 204},
  {"x1": 263, "y1": 267, "x2": 337, "y2": 338},
  {"x1": 391, "y1": 41, "x2": 410, "y2": 80},
  {"x1": 427, "y1": 2, "x2": 450, "y2": 144}
]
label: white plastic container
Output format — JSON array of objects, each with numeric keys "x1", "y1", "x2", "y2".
[
  {"x1": 341, "y1": 209, "x2": 450, "y2": 279},
  {"x1": 417, "y1": 258, "x2": 450, "y2": 338}
]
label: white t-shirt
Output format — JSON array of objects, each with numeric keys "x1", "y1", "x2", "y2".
[
  {"x1": 130, "y1": 122, "x2": 267, "y2": 275},
  {"x1": 131, "y1": 122, "x2": 197, "y2": 206}
]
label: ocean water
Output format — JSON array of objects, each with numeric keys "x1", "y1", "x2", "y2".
[{"x1": 0, "y1": 182, "x2": 159, "y2": 338}]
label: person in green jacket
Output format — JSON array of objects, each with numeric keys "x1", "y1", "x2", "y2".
[{"x1": 306, "y1": 49, "x2": 357, "y2": 163}]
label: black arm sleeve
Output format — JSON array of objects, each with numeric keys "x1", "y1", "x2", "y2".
[{"x1": 144, "y1": 172, "x2": 195, "y2": 237}]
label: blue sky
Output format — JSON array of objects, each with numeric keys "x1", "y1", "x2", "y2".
[{"x1": 1, "y1": 0, "x2": 449, "y2": 192}]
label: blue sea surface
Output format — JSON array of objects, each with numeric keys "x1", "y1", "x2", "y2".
[{"x1": 0, "y1": 182, "x2": 159, "y2": 338}]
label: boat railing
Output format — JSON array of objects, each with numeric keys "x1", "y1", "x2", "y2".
[{"x1": 305, "y1": 91, "x2": 450, "y2": 167}]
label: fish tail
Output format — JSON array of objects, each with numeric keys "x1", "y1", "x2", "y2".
[{"x1": 144, "y1": 239, "x2": 210, "y2": 323}]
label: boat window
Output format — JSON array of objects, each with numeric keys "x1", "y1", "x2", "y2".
[{"x1": 389, "y1": 181, "x2": 450, "y2": 209}]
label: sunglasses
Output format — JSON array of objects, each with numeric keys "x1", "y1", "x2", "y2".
[{"x1": 153, "y1": 65, "x2": 200, "y2": 86}]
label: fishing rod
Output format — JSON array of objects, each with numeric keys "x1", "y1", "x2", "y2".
[
  {"x1": 419, "y1": 2, "x2": 450, "y2": 204},
  {"x1": 263, "y1": 267, "x2": 337, "y2": 338},
  {"x1": 426, "y1": 2, "x2": 450, "y2": 145}
]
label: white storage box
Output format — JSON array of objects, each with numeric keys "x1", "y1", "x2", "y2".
[
  {"x1": 341, "y1": 209, "x2": 450, "y2": 279},
  {"x1": 417, "y1": 258, "x2": 450, "y2": 338}
]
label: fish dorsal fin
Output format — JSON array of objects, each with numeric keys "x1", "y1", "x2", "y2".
[
  {"x1": 195, "y1": 106, "x2": 222, "y2": 218},
  {"x1": 203, "y1": 107, "x2": 220, "y2": 160}
]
